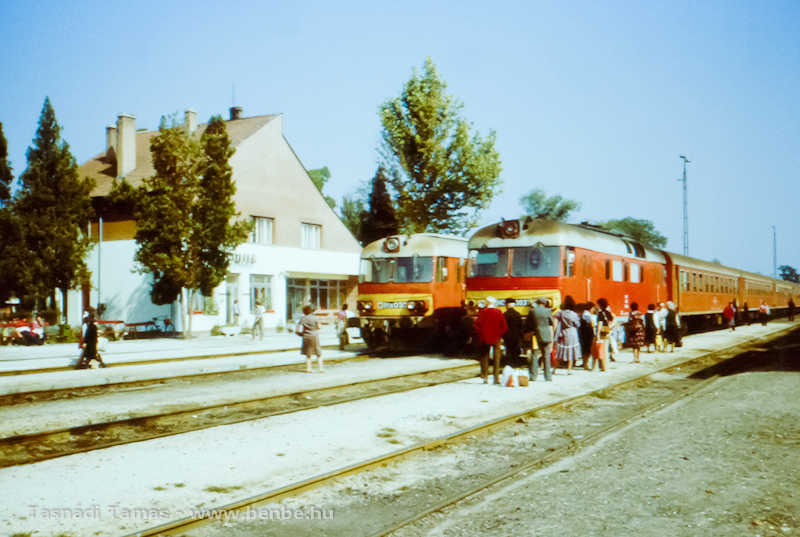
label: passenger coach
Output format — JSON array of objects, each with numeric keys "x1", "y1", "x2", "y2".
[{"x1": 357, "y1": 234, "x2": 468, "y2": 349}]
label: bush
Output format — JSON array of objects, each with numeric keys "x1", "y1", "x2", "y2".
[{"x1": 210, "y1": 325, "x2": 224, "y2": 337}]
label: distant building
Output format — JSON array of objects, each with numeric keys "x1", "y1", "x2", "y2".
[{"x1": 70, "y1": 108, "x2": 361, "y2": 332}]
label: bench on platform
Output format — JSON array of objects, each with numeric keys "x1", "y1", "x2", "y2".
[
  {"x1": 97, "y1": 320, "x2": 126, "y2": 341},
  {"x1": 124, "y1": 321, "x2": 157, "y2": 339}
]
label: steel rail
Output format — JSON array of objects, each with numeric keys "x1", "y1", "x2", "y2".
[
  {"x1": 127, "y1": 326, "x2": 797, "y2": 537},
  {"x1": 0, "y1": 363, "x2": 480, "y2": 468}
]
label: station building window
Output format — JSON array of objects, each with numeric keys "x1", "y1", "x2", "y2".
[
  {"x1": 251, "y1": 217, "x2": 274, "y2": 244},
  {"x1": 250, "y1": 274, "x2": 272, "y2": 311},
  {"x1": 302, "y1": 223, "x2": 321, "y2": 249},
  {"x1": 286, "y1": 278, "x2": 348, "y2": 320}
]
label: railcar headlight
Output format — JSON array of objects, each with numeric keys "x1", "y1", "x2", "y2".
[
  {"x1": 467, "y1": 300, "x2": 476, "y2": 308},
  {"x1": 385, "y1": 237, "x2": 401, "y2": 253},
  {"x1": 407, "y1": 301, "x2": 416, "y2": 310},
  {"x1": 500, "y1": 219, "x2": 521, "y2": 239},
  {"x1": 478, "y1": 299, "x2": 486, "y2": 308}
]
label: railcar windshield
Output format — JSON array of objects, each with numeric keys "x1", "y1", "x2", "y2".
[
  {"x1": 395, "y1": 256, "x2": 434, "y2": 283},
  {"x1": 469, "y1": 248, "x2": 510, "y2": 278},
  {"x1": 359, "y1": 256, "x2": 434, "y2": 283},
  {"x1": 511, "y1": 246, "x2": 561, "y2": 277}
]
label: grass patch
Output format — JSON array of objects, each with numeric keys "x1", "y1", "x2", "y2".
[
  {"x1": 204, "y1": 485, "x2": 243, "y2": 494},
  {"x1": 377, "y1": 432, "x2": 394, "y2": 438},
  {"x1": 387, "y1": 439, "x2": 403, "y2": 444},
  {"x1": 591, "y1": 389, "x2": 613, "y2": 400},
  {"x1": 174, "y1": 483, "x2": 186, "y2": 488},
  {"x1": 381, "y1": 427, "x2": 396, "y2": 433},
  {"x1": 11, "y1": 533, "x2": 33, "y2": 537},
  {"x1": 153, "y1": 486, "x2": 167, "y2": 491}
]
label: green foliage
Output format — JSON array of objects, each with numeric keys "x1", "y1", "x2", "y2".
[
  {"x1": 12, "y1": 97, "x2": 95, "y2": 303},
  {"x1": 361, "y1": 166, "x2": 398, "y2": 245},
  {"x1": 0, "y1": 122, "x2": 13, "y2": 203},
  {"x1": 779, "y1": 265, "x2": 799, "y2": 283},
  {"x1": 0, "y1": 207, "x2": 24, "y2": 302},
  {"x1": 130, "y1": 117, "x2": 203, "y2": 305},
  {"x1": 340, "y1": 194, "x2": 366, "y2": 243},
  {"x1": 379, "y1": 57, "x2": 502, "y2": 235},
  {"x1": 600, "y1": 217, "x2": 667, "y2": 248},
  {"x1": 113, "y1": 115, "x2": 249, "y2": 329},
  {"x1": 196, "y1": 115, "x2": 249, "y2": 296},
  {"x1": 308, "y1": 166, "x2": 336, "y2": 209},
  {"x1": 519, "y1": 188, "x2": 581, "y2": 222}
]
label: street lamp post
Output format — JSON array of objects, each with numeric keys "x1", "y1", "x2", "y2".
[{"x1": 679, "y1": 156, "x2": 690, "y2": 256}]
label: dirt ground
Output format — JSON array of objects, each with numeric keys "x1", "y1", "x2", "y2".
[
  {"x1": 403, "y1": 354, "x2": 800, "y2": 537},
  {"x1": 186, "y1": 349, "x2": 800, "y2": 537}
]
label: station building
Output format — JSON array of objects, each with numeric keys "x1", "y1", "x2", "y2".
[{"x1": 68, "y1": 107, "x2": 361, "y2": 333}]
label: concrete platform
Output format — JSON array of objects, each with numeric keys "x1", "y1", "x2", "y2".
[{"x1": 0, "y1": 327, "x2": 365, "y2": 396}]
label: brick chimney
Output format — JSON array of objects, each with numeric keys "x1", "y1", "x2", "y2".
[
  {"x1": 185, "y1": 109, "x2": 197, "y2": 135},
  {"x1": 116, "y1": 113, "x2": 136, "y2": 178},
  {"x1": 229, "y1": 106, "x2": 243, "y2": 120},
  {"x1": 106, "y1": 125, "x2": 117, "y2": 159}
]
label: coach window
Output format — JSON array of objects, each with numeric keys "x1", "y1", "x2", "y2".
[
  {"x1": 563, "y1": 247, "x2": 576, "y2": 277},
  {"x1": 692, "y1": 273, "x2": 697, "y2": 292},
  {"x1": 436, "y1": 257, "x2": 448, "y2": 282}
]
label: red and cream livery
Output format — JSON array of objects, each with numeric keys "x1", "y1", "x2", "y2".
[
  {"x1": 466, "y1": 217, "x2": 800, "y2": 324},
  {"x1": 357, "y1": 233, "x2": 468, "y2": 348}
]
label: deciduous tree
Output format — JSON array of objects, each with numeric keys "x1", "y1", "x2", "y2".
[
  {"x1": 13, "y1": 97, "x2": 95, "y2": 312},
  {"x1": 779, "y1": 265, "x2": 799, "y2": 283},
  {"x1": 379, "y1": 57, "x2": 502, "y2": 235},
  {"x1": 0, "y1": 122, "x2": 13, "y2": 203},
  {"x1": 116, "y1": 114, "x2": 248, "y2": 337},
  {"x1": 339, "y1": 194, "x2": 366, "y2": 244},
  {"x1": 308, "y1": 166, "x2": 336, "y2": 209},
  {"x1": 519, "y1": 188, "x2": 581, "y2": 222},
  {"x1": 600, "y1": 217, "x2": 667, "y2": 248}
]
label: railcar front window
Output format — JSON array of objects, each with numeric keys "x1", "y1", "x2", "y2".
[
  {"x1": 395, "y1": 256, "x2": 434, "y2": 283},
  {"x1": 363, "y1": 258, "x2": 392, "y2": 283},
  {"x1": 510, "y1": 246, "x2": 560, "y2": 277},
  {"x1": 469, "y1": 249, "x2": 509, "y2": 278}
]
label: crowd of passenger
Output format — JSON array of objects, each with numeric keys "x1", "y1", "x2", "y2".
[
  {"x1": 472, "y1": 296, "x2": 684, "y2": 385},
  {"x1": 1, "y1": 314, "x2": 47, "y2": 346}
]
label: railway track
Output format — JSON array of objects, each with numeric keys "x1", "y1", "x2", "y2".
[
  {"x1": 0, "y1": 362, "x2": 479, "y2": 468},
  {"x1": 132, "y1": 325, "x2": 800, "y2": 537}
]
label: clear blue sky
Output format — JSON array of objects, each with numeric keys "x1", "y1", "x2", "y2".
[{"x1": 2, "y1": 0, "x2": 798, "y2": 277}]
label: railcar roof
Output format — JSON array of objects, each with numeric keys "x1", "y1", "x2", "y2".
[
  {"x1": 361, "y1": 233, "x2": 469, "y2": 259},
  {"x1": 468, "y1": 218, "x2": 667, "y2": 263}
]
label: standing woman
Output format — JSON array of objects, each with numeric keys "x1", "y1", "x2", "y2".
[
  {"x1": 644, "y1": 304, "x2": 657, "y2": 353},
  {"x1": 577, "y1": 302, "x2": 595, "y2": 370},
  {"x1": 664, "y1": 301, "x2": 681, "y2": 352},
  {"x1": 554, "y1": 295, "x2": 581, "y2": 375},
  {"x1": 627, "y1": 302, "x2": 645, "y2": 363},
  {"x1": 298, "y1": 305, "x2": 324, "y2": 373}
]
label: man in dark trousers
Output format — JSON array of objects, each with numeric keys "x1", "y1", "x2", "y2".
[
  {"x1": 474, "y1": 296, "x2": 507, "y2": 385},
  {"x1": 526, "y1": 297, "x2": 554, "y2": 381},
  {"x1": 503, "y1": 298, "x2": 524, "y2": 368},
  {"x1": 76, "y1": 311, "x2": 107, "y2": 369}
]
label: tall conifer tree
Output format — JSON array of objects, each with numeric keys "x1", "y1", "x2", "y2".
[
  {"x1": 14, "y1": 98, "x2": 95, "y2": 310},
  {"x1": 0, "y1": 122, "x2": 13, "y2": 203},
  {"x1": 361, "y1": 166, "x2": 398, "y2": 245}
]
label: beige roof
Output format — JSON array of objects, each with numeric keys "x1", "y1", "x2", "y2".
[{"x1": 82, "y1": 115, "x2": 277, "y2": 197}]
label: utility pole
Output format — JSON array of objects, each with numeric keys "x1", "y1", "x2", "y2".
[{"x1": 679, "y1": 156, "x2": 690, "y2": 255}]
